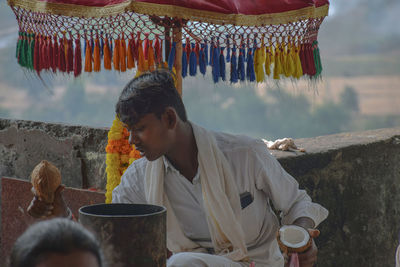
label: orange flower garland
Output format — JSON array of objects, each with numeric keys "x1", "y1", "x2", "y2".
[{"x1": 105, "y1": 116, "x2": 141, "y2": 203}]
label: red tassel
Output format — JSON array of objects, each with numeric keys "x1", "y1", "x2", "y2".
[
  {"x1": 148, "y1": 40, "x2": 155, "y2": 71},
  {"x1": 52, "y1": 35, "x2": 58, "y2": 72},
  {"x1": 39, "y1": 35, "x2": 46, "y2": 71},
  {"x1": 113, "y1": 38, "x2": 120, "y2": 71},
  {"x1": 127, "y1": 34, "x2": 135, "y2": 69},
  {"x1": 185, "y1": 37, "x2": 191, "y2": 61},
  {"x1": 299, "y1": 44, "x2": 308, "y2": 75},
  {"x1": 93, "y1": 36, "x2": 101, "y2": 72},
  {"x1": 58, "y1": 38, "x2": 66, "y2": 72},
  {"x1": 67, "y1": 37, "x2": 74, "y2": 73},
  {"x1": 119, "y1": 34, "x2": 127, "y2": 72},
  {"x1": 306, "y1": 43, "x2": 316, "y2": 76},
  {"x1": 154, "y1": 35, "x2": 161, "y2": 64},
  {"x1": 135, "y1": 32, "x2": 141, "y2": 62},
  {"x1": 143, "y1": 33, "x2": 149, "y2": 60},
  {"x1": 33, "y1": 34, "x2": 40, "y2": 73},
  {"x1": 74, "y1": 36, "x2": 82, "y2": 77},
  {"x1": 103, "y1": 37, "x2": 112, "y2": 70},
  {"x1": 48, "y1": 37, "x2": 53, "y2": 71},
  {"x1": 84, "y1": 39, "x2": 92, "y2": 72}
]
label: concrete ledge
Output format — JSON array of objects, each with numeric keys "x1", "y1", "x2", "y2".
[{"x1": 0, "y1": 118, "x2": 399, "y2": 266}]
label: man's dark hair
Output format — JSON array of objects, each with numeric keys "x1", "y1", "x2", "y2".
[
  {"x1": 115, "y1": 69, "x2": 187, "y2": 127},
  {"x1": 9, "y1": 218, "x2": 104, "y2": 267}
]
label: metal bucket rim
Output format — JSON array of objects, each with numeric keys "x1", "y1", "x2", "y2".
[{"x1": 78, "y1": 203, "x2": 167, "y2": 218}]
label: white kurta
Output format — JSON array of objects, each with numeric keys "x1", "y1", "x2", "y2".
[{"x1": 112, "y1": 131, "x2": 328, "y2": 266}]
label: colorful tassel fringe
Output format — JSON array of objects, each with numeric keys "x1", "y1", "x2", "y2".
[{"x1": 14, "y1": 31, "x2": 323, "y2": 82}]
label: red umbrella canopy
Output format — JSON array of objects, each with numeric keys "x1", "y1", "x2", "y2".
[{"x1": 8, "y1": 0, "x2": 329, "y2": 82}]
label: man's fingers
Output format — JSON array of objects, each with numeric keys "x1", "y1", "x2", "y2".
[
  {"x1": 27, "y1": 197, "x2": 54, "y2": 218},
  {"x1": 308, "y1": 229, "x2": 320, "y2": 238},
  {"x1": 54, "y1": 184, "x2": 65, "y2": 195}
]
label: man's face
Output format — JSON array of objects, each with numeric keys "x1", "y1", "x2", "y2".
[
  {"x1": 35, "y1": 250, "x2": 99, "y2": 267},
  {"x1": 127, "y1": 113, "x2": 172, "y2": 161}
]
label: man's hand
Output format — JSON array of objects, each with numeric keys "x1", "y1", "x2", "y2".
[
  {"x1": 27, "y1": 185, "x2": 69, "y2": 218},
  {"x1": 297, "y1": 229, "x2": 319, "y2": 267},
  {"x1": 284, "y1": 217, "x2": 319, "y2": 267}
]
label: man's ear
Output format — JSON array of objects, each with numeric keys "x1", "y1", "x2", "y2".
[{"x1": 163, "y1": 107, "x2": 177, "y2": 129}]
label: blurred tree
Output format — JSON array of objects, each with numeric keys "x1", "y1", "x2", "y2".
[{"x1": 340, "y1": 86, "x2": 359, "y2": 112}]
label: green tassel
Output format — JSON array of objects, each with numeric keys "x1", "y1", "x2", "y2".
[
  {"x1": 27, "y1": 34, "x2": 35, "y2": 69},
  {"x1": 20, "y1": 32, "x2": 28, "y2": 67},
  {"x1": 313, "y1": 41, "x2": 322, "y2": 78},
  {"x1": 16, "y1": 31, "x2": 22, "y2": 59}
]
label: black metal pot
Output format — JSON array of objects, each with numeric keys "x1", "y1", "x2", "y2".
[{"x1": 79, "y1": 203, "x2": 166, "y2": 267}]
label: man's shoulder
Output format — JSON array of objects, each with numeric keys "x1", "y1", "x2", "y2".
[
  {"x1": 124, "y1": 157, "x2": 148, "y2": 177},
  {"x1": 213, "y1": 131, "x2": 265, "y2": 153}
]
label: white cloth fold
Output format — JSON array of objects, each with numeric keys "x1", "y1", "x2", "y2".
[{"x1": 144, "y1": 122, "x2": 248, "y2": 261}]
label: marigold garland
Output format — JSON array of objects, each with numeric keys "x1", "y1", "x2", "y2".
[{"x1": 105, "y1": 115, "x2": 141, "y2": 203}]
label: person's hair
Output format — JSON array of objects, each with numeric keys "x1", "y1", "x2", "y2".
[
  {"x1": 115, "y1": 69, "x2": 187, "y2": 127},
  {"x1": 9, "y1": 218, "x2": 104, "y2": 267}
]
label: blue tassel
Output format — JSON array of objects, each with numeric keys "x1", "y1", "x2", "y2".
[
  {"x1": 204, "y1": 41, "x2": 208, "y2": 66},
  {"x1": 219, "y1": 47, "x2": 226, "y2": 81},
  {"x1": 212, "y1": 46, "x2": 220, "y2": 83},
  {"x1": 167, "y1": 42, "x2": 176, "y2": 70},
  {"x1": 189, "y1": 43, "x2": 197, "y2": 76},
  {"x1": 246, "y1": 49, "x2": 255, "y2": 82},
  {"x1": 109, "y1": 37, "x2": 113, "y2": 55},
  {"x1": 100, "y1": 32, "x2": 104, "y2": 58},
  {"x1": 84, "y1": 38, "x2": 87, "y2": 57},
  {"x1": 199, "y1": 43, "x2": 206, "y2": 75},
  {"x1": 209, "y1": 39, "x2": 214, "y2": 65},
  {"x1": 90, "y1": 31, "x2": 94, "y2": 55},
  {"x1": 182, "y1": 43, "x2": 188, "y2": 78},
  {"x1": 226, "y1": 35, "x2": 231, "y2": 63},
  {"x1": 230, "y1": 46, "x2": 238, "y2": 83},
  {"x1": 238, "y1": 48, "x2": 245, "y2": 81}
]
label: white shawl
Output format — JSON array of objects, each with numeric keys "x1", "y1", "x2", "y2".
[{"x1": 144, "y1": 122, "x2": 248, "y2": 261}]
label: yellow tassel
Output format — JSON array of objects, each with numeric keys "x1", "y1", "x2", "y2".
[
  {"x1": 119, "y1": 36, "x2": 127, "y2": 72},
  {"x1": 113, "y1": 39, "x2": 120, "y2": 71},
  {"x1": 273, "y1": 44, "x2": 281, "y2": 80},
  {"x1": 264, "y1": 46, "x2": 271, "y2": 76},
  {"x1": 84, "y1": 40, "x2": 92, "y2": 72},
  {"x1": 148, "y1": 40, "x2": 155, "y2": 71},
  {"x1": 135, "y1": 70, "x2": 142, "y2": 78},
  {"x1": 255, "y1": 47, "x2": 265, "y2": 82},
  {"x1": 280, "y1": 45, "x2": 288, "y2": 77},
  {"x1": 103, "y1": 37, "x2": 112, "y2": 70},
  {"x1": 294, "y1": 44, "x2": 303, "y2": 79},
  {"x1": 93, "y1": 38, "x2": 100, "y2": 72},
  {"x1": 285, "y1": 45, "x2": 294, "y2": 77}
]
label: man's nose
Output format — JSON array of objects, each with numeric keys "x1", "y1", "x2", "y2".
[{"x1": 129, "y1": 131, "x2": 138, "y2": 145}]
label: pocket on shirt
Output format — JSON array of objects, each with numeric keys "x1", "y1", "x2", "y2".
[{"x1": 240, "y1": 201, "x2": 261, "y2": 243}]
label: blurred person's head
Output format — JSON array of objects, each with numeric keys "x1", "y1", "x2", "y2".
[{"x1": 9, "y1": 218, "x2": 104, "y2": 267}]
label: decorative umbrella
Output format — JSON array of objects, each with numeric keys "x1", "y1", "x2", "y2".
[
  {"x1": 7, "y1": 0, "x2": 329, "y2": 202},
  {"x1": 8, "y1": 0, "x2": 329, "y2": 94}
]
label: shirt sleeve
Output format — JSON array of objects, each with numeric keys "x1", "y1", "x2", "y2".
[
  {"x1": 252, "y1": 140, "x2": 328, "y2": 227},
  {"x1": 112, "y1": 162, "x2": 147, "y2": 204}
]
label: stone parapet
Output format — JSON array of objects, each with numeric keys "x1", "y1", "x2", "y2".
[{"x1": 0, "y1": 118, "x2": 399, "y2": 266}]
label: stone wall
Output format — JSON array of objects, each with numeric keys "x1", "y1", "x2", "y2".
[{"x1": 1, "y1": 118, "x2": 399, "y2": 266}]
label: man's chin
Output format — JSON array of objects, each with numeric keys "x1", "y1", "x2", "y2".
[{"x1": 144, "y1": 154, "x2": 162, "y2": 161}]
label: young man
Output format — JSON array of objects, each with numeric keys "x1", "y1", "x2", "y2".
[
  {"x1": 28, "y1": 69, "x2": 328, "y2": 266},
  {"x1": 112, "y1": 69, "x2": 328, "y2": 266}
]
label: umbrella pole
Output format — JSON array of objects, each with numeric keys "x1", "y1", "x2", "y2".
[{"x1": 173, "y1": 27, "x2": 183, "y2": 96}]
